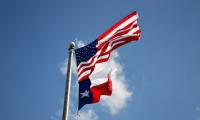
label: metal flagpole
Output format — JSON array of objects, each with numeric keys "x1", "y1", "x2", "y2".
[{"x1": 62, "y1": 42, "x2": 75, "y2": 120}]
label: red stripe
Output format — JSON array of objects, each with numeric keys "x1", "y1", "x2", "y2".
[
  {"x1": 97, "y1": 21, "x2": 138, "y2": 50},
  {"x1": 79, "y1": 74, "x2": 90, "y2": 82},
  {"x1": 111, "y1": 37, "x2": 137, "y2": 51},
  {"x1": 90, "y1": 74, "x2": 112, "y2": 103},
  {"x1": 109, "y1": 21, "x2": 138, "y2": 40},
  {"x1": 79, "y1": 67, "x2": 94, "y2": 82},
  {"x1": 98, "y1": 35, "x2": 140, "y2": 56},
  {"x1": 96, "y1": 54, "x2": 110, "y2": 63},
  {"x1": 78, "y1": 57, "x2": 95, "y2": 72},
  {"x1": 109, "y1": 24, "x2": 138, "y2": 41},
  {"x1": 134, "y1": 29, "x2": 141, "y2": 35},
  {"x1": 98, "y1": 11, "x2": 137, "y2": 41},
  {"x1": 78, "y1": 65, "x2": 95, "y2": 77}
]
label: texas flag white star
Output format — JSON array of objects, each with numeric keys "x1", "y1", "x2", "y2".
[{"x1": 80, "y1": 90, "x2": 90, "y2": 98}]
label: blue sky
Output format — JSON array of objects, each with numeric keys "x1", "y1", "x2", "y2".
[{"x1": 1, "y1": 0, "x2": 200, "y2": 120}]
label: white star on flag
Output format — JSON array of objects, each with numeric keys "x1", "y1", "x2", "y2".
[{"x1": 80, "y1": 90, "x2": 90, "y2": 98}]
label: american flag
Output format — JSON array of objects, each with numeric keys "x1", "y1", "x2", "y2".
[{"x1": 75, "y1": 11, "x2": 141, "y2": 82}]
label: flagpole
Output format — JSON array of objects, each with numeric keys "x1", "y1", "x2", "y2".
[{"x1": 62, "y1": 42, "x2": 75, "y2": 120}]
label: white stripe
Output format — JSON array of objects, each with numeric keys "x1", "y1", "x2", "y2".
[
  {"x1": 77, "y1": 55, "x2": 94, "y2": 70},
  {"x1": 128, "y1": 26, "x2": 140, "y2": 34},
  {"x1": 104, "y1": 34, "x2": 135, "y2": 53},
  {"x1": 109, "y1": 33, "x2": 140, "y2": 52},
  {"x1": 99, "y1": 21, "x2": 139, "y2": 53},
  {"x1": 113, "y1": 21, "x2": 137, "y2": 36},
  {"x1": 111, "y1": 40, "x2": 126, "y2": 48},
  {"x1": 98, "y1": 54, "x2": 110, "y2": 61},
  {"x1": 78, "y1": 53, "x2": 109, "y2": 77},
  {"x1": 89, "y1": 61, "x2": 111, "y2": 87},
  {"x1": 77, "y1": 49, "x2": 102, "y2": 70},
  {"x1": 78, "y1": 57, "x2": 97, "y2": 75},
  {"x1": 78, "y1": 49, "x2": 110, "y2": 78},
  {"x1": 90, "y1": 78, "x2": 108, "y2": 87},
  {"x1": 78, "y1": 69, "x2": 91, "y2": 80},
  {"x1": 97, "y1": 15, "x2": 138, "y2": 47},
  {"x1": 77, "y1": 47, "x2": 105, "y2": 76},
  {"x1": 105, "y1": 20, "x2": 138, "y2": 44},
  {"x1": 111, "y1": 39, "x2": 137, "y2": 50}
]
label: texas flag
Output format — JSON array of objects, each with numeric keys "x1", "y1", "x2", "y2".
[
  {"x1": 75, "y1": 11, "x2": 141, "y2": 110},
  {"x1": 78, "y1": 73, "x2": 112, "y2": 110}
]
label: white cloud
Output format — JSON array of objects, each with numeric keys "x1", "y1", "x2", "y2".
[
  {"x1": 75, "y1": 38, "x2": 85, "y2": 48},
  {"x1": 197, "y1": 106, "x2": 200, "y2": 112},
  {"x1": 50, "y1": 106, "x2": 62, "y2": 120},
  {"x1": 78, "y1": 109, "x2": 99, "y2": 120},
  {"x1": 197, "y1": 105, "x2": 200, "y2": 120},
  {"x1": 60, "y1": 54, "x2": 77, "y2": 75},
  {"x1": 51, "y1": 110, "x2": 62, "y2": 120}
]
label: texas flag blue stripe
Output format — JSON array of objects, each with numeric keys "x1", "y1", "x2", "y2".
[{"x1": 78, "y1": 78, "x2": 93, "y2": 110}]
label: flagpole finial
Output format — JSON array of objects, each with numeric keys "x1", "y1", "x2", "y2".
[{"x1": 69, "y1": 42, "x2": 75, "y2": 50}]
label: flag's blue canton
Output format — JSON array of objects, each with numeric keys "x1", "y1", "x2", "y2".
[
  {"x1": 78, "y1": 78, "x2": 93, "y2": 110},
  {"x1": 75, "y1": 39, "x2": 98, "y2": 66}
]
